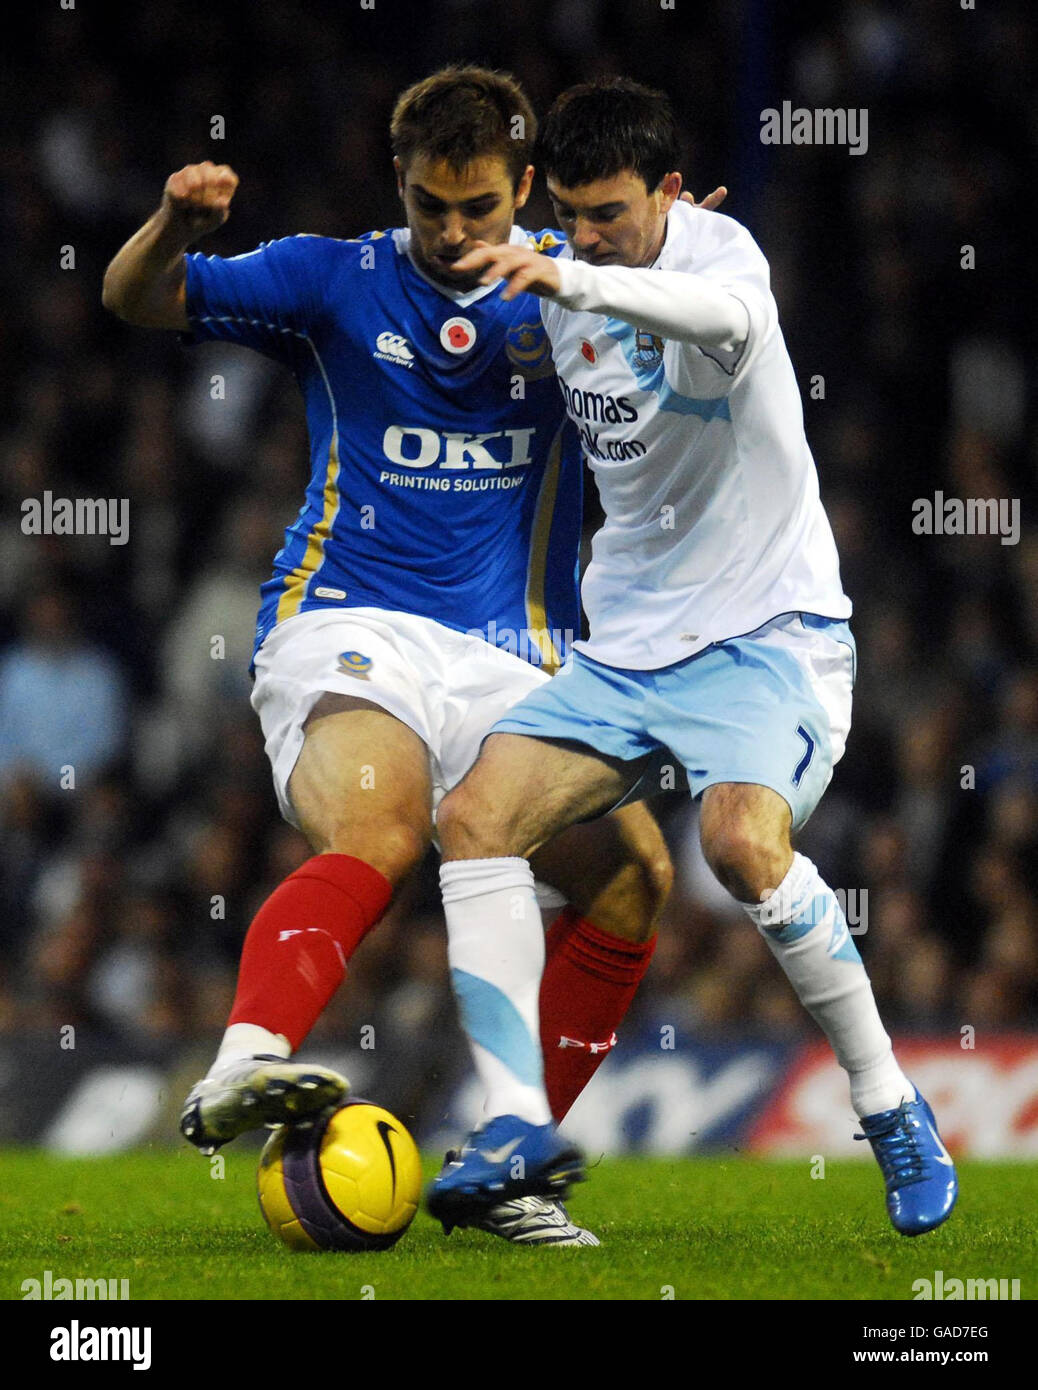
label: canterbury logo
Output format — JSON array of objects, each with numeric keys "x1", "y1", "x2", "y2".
[{"x1": 374, "y1": 331, "x2": 414, "y2": 367}]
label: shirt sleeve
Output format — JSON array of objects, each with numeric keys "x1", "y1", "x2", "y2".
[
  {"x1": 549, "y1": 257, "x2": 749, "y2": 352},
  {"x1": 678, "y1": 215, "x2": 777, "y2": 375},
  {"x1": 182, "y1": 235, "x2": 329, "y2": 362}
]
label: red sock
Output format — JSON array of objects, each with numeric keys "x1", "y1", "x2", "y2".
[
  {"x1": 228, "y1": 853, "x2": 393, "y2": 1050},
  {"x1": 540, "y1": 907, "x2": 657, "y2": 1123}
]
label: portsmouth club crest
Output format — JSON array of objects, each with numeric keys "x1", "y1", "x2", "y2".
[
  {"x1": 338, "y1": 650, "x2": 373, "y2": 678},
  {"x1": 505, "y1": 319, "x2": 555, "y2": 381},
  {"x1": 632, "y1": 330, "x2": 664, "y2": 371}
]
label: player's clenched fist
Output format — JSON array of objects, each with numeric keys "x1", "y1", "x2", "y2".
[{"x1": 162, "y1": 161, "x2": 239, "y2": 239}]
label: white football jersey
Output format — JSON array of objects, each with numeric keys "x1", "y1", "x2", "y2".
[{"x1": 539, "y1": 199, "x2": 851, "y2": 670}]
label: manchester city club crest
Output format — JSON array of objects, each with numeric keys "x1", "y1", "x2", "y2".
[
  {"x1": 337, "y1": 650, "x2": 373, "y2": 677},
  {"x1": 632, "y1": 330, "x2": 664, "y2": 371}
]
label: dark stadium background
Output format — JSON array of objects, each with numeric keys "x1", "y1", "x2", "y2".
[{"x1": 1, "y1": 0, "x2": 1034, "y2": 1154}]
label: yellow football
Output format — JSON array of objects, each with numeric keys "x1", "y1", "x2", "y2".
[{"x1": 258, "y1": 1099, "x2": 422, "y2": 1251}]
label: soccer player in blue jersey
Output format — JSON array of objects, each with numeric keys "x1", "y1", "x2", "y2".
[
  {"x1": 427, "y1": 79, "x2": 957, "y2": 1238},
  {"x1": 103, "y1": 67, "x2": 711, "y2": 1246}
]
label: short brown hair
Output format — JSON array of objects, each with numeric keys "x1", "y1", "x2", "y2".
[{"x1": 390, "y1": 65, "x2": 536, "y2": 190}]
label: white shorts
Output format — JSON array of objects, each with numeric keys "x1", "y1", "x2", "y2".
[{"x1": 251, "y1": 605, "x2": 561, "y2": 877}]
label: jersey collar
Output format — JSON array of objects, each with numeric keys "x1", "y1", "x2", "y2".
[
  {"x1": 393, "y1": 225, "x2": 535, "y2": 307},
  {"x1": 655, "y1": 200, "x2": 695, "y2": 271}
]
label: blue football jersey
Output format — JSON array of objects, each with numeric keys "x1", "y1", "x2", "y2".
[{"x1": 183, "y1": 227, "x2": 581, "y2": 672}]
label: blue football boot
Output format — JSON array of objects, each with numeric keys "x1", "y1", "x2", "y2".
[
  {"x1": 855, "y1": 1088, "x2": 958, "y2": 1235},
  {"x1": 427, "y1": 1115, "x2": 585, "y2": 1229}
]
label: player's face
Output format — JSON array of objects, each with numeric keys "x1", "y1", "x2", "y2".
[
  {"x1": 546, "y1": 170, "x2": 681, "y2": 269},
  {"x1": 396, "y1": 154, "x2": 534, "y2": 290}
]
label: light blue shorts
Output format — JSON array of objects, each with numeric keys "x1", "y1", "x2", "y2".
[{"x1": 491, "y1": 612, "x2": 855, "y2": 831}]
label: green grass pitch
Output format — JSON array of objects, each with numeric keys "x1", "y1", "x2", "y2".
[{"x1": 1, "y1": 1150, "x2": 1034, "y2": 1301}]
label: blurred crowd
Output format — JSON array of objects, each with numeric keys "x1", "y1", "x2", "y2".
[{"x1": 1, "y1": 0, "x2": 1034, "y2": 1051}]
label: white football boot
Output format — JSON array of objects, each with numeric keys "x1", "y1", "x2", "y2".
[
  {"x1": 475, "y1": 1194, "x2": 601, "y2": 1246},
  {"x1": 179, "y1": 1053, "x2": 349, "y2": 1154},
  {"x1": 436, "y1": 1150, "x2": 600, "y2": 1245}
]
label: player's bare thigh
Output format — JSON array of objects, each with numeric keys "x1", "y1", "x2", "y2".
[
  {"x1": 699, "y1": 781, "x2": 794, "y2": 904},
  {"x1": 288, "y1": 693, "x2": 434, "y2": 885},
  {"x1": 531, "y1": 801, "x2": 674, "y2": 943},
  {"x1": 437, "y1": 731, "x2": 646, "y2": 861}
]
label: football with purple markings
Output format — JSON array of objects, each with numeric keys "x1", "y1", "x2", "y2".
[{"x1": 258, "y1": 1099, "x2": 422, "y2": 1251}]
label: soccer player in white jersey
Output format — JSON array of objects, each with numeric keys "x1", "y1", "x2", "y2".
[
  {"x1": 103, "y1": 68, "x2": 727, "y2": 1247},
  {"x1": 428, "y1": 78, "x2": 957, "y2": 1238}
]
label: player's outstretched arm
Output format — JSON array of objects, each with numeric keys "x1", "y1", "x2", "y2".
[
  {"x1": 102, "y1": 161, "x2": 239, "y2": 330},
  {"x1": 452, "y1": 237, "x2": 747, "y2": 352},
  {"x1": 453, "y1": 242, "x2": 563, "y2": 302}
]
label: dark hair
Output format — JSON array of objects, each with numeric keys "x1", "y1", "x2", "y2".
[
  {"x1": 536, "y1": 78, "x2": 679, "y2": 192},
  {"x1": 391, "y1": 65, "x2": 536, "y2": 190}
]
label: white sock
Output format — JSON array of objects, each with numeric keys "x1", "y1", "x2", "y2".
[
  {"x1": 210, "y1": 1023, "x2": 291, "y2": 1077},
  {"x1": 440, "y1": 857, "x2": 552, "y2": 1125},
  {"x1": 744, "y1": 853, "x2": 912, "y2": 1118}
]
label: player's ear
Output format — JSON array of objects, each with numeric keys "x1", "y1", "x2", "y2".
[
  {"x1": 393, "y1": 156, "x2": 406, "y2": 202},
  {"x1": 512, "y1": 164, "x2": 535, "y2": 210},
  {"x1": 657, "y1": 171, "x2": 682, "y2": 214}
]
